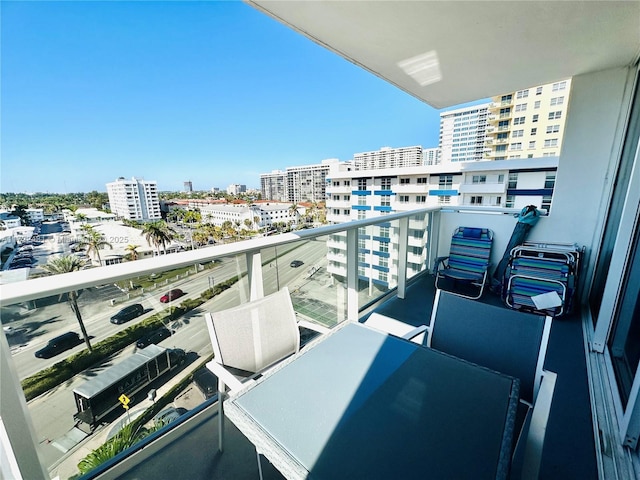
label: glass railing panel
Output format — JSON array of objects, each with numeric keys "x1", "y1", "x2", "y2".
[
  {"x1": 2, "y1": 253, "x2": 253, "y2": 479},
  {"x1": 355, "y1": 219, "x2": 394, "y2": 310},
  {"x1": 407, "y1": 210, "x2": 431, "y2": 281}
]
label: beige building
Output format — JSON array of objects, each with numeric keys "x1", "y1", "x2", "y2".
[{"x1": 485, "y1": 79, "x2": 571, "y2": 160}]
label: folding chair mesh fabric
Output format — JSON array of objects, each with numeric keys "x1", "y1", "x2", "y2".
[
  {"x1": 209, "y1": 288, "x2": 300, "y2": 374},
  {"x1": 430, "y1": 290, "x2": 546, "y2": 403}
]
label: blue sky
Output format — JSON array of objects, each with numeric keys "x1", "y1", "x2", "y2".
[{"x1": 3, "y1": 1, "x2": 459, "y2": 193}]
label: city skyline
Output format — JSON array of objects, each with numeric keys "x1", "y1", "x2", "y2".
[{"x1": 1, "y1": 1, "x2": 485, "y2": 194}]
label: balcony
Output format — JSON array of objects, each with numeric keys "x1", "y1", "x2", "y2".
[{"x1": 0, "y1": 206, "x2": 607, "y2": 480}]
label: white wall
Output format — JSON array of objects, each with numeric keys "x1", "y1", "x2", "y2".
[{"x1": 530, "y1": 66, "x2": 635, "y2": 279}]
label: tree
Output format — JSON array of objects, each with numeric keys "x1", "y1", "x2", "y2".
[
  {"x1": 125, "y1": 244, "x2": 140, "y2": 261},
  {"x1": 244, "y1": 218, "x2": 253, "y2": 230},
  {"x1": 78, "y1": 226, "x2": 112, "y2": 266},
  {"x1": 41, "y1": 255, "x2": 92, "y2": 351},
  {"x1": 142, "y1": 221, "x2": 176, "y2": 255}
]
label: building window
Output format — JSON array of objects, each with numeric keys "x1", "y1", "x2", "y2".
[
  {"x1": 495, "y1": 196, "x2": 502, "y2": 206},
  {"x1": 439, "y1": 175, "x2": 453, "y2": 188},
  {"x1": 510, "y1": 142, "x2": 522, "y2": 151},
  {"x1": 380, "y1": 226, "x2": 390, "y2": 237},
  {"x1": 357, "y1": 211, "x2": 366, "y2": 220},
  {"x1": 416, "y1": 196, "x2": 427, "y2": 203},
  {"x1": 532, "y1": 114, "x2": 539, "y2": 123},
  {"x1": 399, "y1": 195, "x2": 409, "y2": 203},
  {"x1": 470, "y1": 196, "x2": 483, "y2": 205},
  {"x1": 472, "y1": 175, "x2": 487, "y2": 184},
  {"x1": 358, "y1": 196, "x2": 367, "y2": 206},
  {"x1": 552, "y1": 81, "x2": 567, "y2": 91},
  {"x1": 379, "y1": 271, "x2": 388, "y2": 283},
  {"x1": 515, "y1": 103, "x2": 527, "y2": 112},
  {"x1": 496, "y1": 144, "x2": 507, "y2": 152},
  {"x1": 498, "y1": 174, "x2": 505, "y2": 183},
  {"x1": 380, "y1": 196, "x2": 391, "y2": 207},
  {"x1": 531, "y1": 127, "x2": 537, "y2": 136},
  {"x1": 343, "y1": 209, "x2": 350, "y2": 215},
  {"x1": 381, "y1": 177, "x2": 391, "y2": 190},
  {"x1": 344, "y1": 195, "x2": 350, "y2": 201},
  {"x1": 544, "y1": 172, "x2": 556, "y2": 189},
  {"x1": 548, "y1": 111, "x2": 562, "y2": 120},
  {"x1": 512, "y1": 129, "x2": 524, "y2": 138},
  {"x1": 534, "y1": 100, "x2": 541, "y2": 109},
  {"x1": 513, "y1": 116, "x2": 526, "y2": 125},
  {"x1": 497, "y1": 132, "x2": 508, "y2": 141},
  {"x1": 400, "y1": 178, "x2": 410, "y2": 184},
  {"x1": 358, "y1": 178, "x2": 367, "y2": 190},
  {"x1": 358, "y1": 238, "x2": 366, "y2": 249},
  {"x1": 550, "y1": 96, "x2": 564, "y2": 106},
  {"x1": 543, "y1": 152, "x2": 557, "y2": 157},
  {"x1": 546, "y1": 124, "x2": 561, "y2": 134},
  {"x1": 544, "y1": 138, "x2": 559, "y2": 148},
  {"x1": 439, "y1": 196, "x2": 451, "y2": 205},
  {"x1": 508, "y1": 173, "x2": 518, "y2": 189},
  {"x1": 333, "y1": 195, "x2": 340, "y2": 201},
  {"x1": 541, "y1": 195, "x2": 553, "y2": 211},
  {"x1": 344, "y1": 180, "x2": 350, "y2": 186},
  {"x1": 516, "y1": 90, "x2": 529, "y2": 99},
  {"x1": 417, "y1": 177, "x2": 428, "y2": 184},
  {"x1": 528, "y1": 141, "x2": 536, "y2": 149},
  {"x1": 505, "y1": 195, "x2": 515, "y2": 208},
  {"x1": 333, "y1": 181, "x2": 340, "y2": 187},
  {"x1": 332, "y1": 209, "x2": 340, "y2": 215},
  {"x1": 379, "y1": 242, "x2": 389, "y2": 253},
  {"x1": 536, "y1": 86, "x2": 543, "y2": 95}
]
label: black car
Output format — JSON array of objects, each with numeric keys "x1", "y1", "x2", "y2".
[
  {"x1": 193, "y1": 367, "x2": 217, "y2": 399},
  {"x1": 110, "y1": 303, "x2": 144, "y2": 324},
  {"x1": 136, "y1": 327, "x2": 171, "y2": 349},
  {"x1": 290, "y1": 260, "x2": 304, "y2": 268},
  {"x1": 35, "y1": 332, "x2": 82, "y2": 359}
]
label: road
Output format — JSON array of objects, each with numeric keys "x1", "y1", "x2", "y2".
[{"x1": 12, "y1": 238, "x2": 331, "y2": 471}]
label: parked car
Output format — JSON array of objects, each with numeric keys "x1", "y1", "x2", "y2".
[
  {"x1": 153, "y1": 407, "x2": 188, "y2": 428},
  {"x1": 160, "y1": 289, "x2": 185, "y2": 303},
  {"x1": 110, "y1": 303, "x2": 144, "y2": 324},
  {"x1": 193, "y1": 367, "x2": 217, "y2": 399},
  {"x1": 34, "y1": 332, "x2": 82, "y2": 359},
  {"x1": 290, "y1": 260, "x2": 304, "y2": 268},
  {"x1": 136, "y1": 327, "x2": 171, "y2": 349}
]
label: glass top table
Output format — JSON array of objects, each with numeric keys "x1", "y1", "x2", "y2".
[{"x1": 225, "y1": 322, "x2": 519, "y2": 480}]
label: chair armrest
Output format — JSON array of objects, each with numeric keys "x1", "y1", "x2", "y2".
[
  {"x1": 401, "y1": 324, "x2": 429, "y2": 344},
  {"x1": 206, "y1": 359, "x2": 245, "y2": 393},
  {"x1": 433, "y1": 256, "x2": 449, "y2": 274},
  {"x1": 297, "y1": 319, "x2": 331, "y2": 335},
  {"x1": 521, "y1": 370, "x2": 557, "y2": 480}
]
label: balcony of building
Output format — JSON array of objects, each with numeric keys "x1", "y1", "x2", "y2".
[{"x1": 0, "y1": 205, "x2": 607, "y2": 480}]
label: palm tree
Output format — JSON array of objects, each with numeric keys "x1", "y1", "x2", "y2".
[
  {"x1": 253, "y1": 215, "x2": 261, "y2": 231},
  {"x1": 78, "y1": 226, "x2": 112, "y2": 266},
  {"x1": 41, "y1": 255, "x2": 93, "y2": 351},
  {"x1": 125, "y1": 244, "x2": 140, "y2": 261},
  {"x1": 142, "y1": 221, "x2": 176, "y2": 255}
]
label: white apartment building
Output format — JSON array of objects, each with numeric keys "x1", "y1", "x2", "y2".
[
  {"x1": 25, "y1": 208, "x2": 44, "y2": 224},
  {"x1": 199, "y1": 202, "x2": 298, "y2": 230},
  {"x1": 325, "y1": 156, "x2": 559, "y2": 290},
  {"x1": 423, "y1": 147, "x2": 440, "y2": 165},
  {"x1": 260, "y1": 159, "x2": 338, "y2": 203},
  {"x1": 439, "y1": 104, "x2": 490, "y2": 164},
  {"x1": 227, "y1": 184, "x2": 247, "y2": 195},
  {"x1": 260, "y1": 170, "x2": 287, "y2": 202},
  {"x1": 106, "y1": 177, "x2": 162, "y2": 222},
  {"x1": 485, "y1": 79, "x2": 572, "y2": 160},
  {"x1": 353, "y1": 146, "x2": 423, "y2": 170}
]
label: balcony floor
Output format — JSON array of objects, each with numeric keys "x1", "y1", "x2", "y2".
[{"x1": 103, "y1": 274, "x2": 598, "y2": 480}]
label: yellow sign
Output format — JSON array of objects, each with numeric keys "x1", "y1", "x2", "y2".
[{"x1": 119, "y1": 394, "x2": 130, "y2": 406}]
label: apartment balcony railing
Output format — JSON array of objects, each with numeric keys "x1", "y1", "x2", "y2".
[{"x1": 1, "y1": 207, "x2": 568, "y2": 480}]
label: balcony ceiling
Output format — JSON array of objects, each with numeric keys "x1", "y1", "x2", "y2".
[{"x1": 247, "y1": 1, "x2": 640, "y2": 109}]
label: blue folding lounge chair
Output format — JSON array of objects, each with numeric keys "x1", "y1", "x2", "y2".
[{"x1": 434, "y1": 227, "x2": 494, "y2": 299}]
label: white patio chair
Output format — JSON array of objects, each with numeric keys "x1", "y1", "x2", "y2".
[
  {"x1": 205, "y1": 287, "x2": 327, "y2": 455},
  {"x1": 363, "y1": 312, "x2": 428, "y2": 344}
]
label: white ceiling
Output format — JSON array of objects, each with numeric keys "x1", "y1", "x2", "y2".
[{"x1": 247, "y1": 1, "x2": 640, "y2": 109}]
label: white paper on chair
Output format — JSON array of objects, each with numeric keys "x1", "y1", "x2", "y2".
[{"x1": 531, "y1": 291, "x2": 563, "y2": 310}]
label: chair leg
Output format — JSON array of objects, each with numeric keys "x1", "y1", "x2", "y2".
[
  {"x1": 217, "y1": 387, "x2": 225, "y2": 453},
  {"x1": 256, "y1": 449, "x2": 264, "y2": 480}
]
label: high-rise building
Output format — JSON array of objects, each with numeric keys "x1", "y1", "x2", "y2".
[
  {"x1": 260, "y1": 170, "x2": 286, "y2": 201},
  {"x1": 353, "y1": 146, "x2": 423, "y2": 170},
  {"x1": 184, "y1": 181, "x2": 193, "y2": 192},
  {"x1": 485, "y1": 79, "x2": 572, "y2": 160},
  {"x1": 439, "y1": 104, "x2": 490, "y2": 164},
  {"x1": 106, "y1": 177, "x2": 162, "y2": 222},
  {"x1": 227, "y1": 184, "x2": 247, "y2": 195}
]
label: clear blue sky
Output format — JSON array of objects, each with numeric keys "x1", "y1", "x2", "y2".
[{"x1": 2, "y1": 1, "x2": 468, "y2": 193}]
